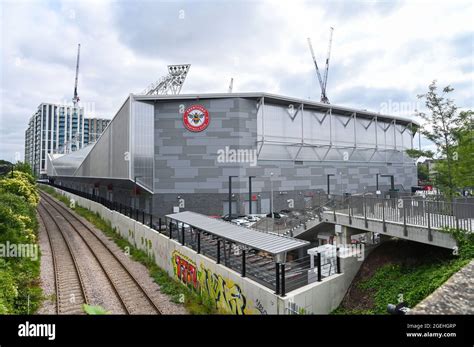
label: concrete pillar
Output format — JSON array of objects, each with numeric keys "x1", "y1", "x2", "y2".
[{"x1": 336, "y1": 225, "x2": 365, "y2": 246}]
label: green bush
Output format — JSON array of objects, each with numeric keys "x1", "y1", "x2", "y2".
[
  {"x1": 0, "y1": 172, "x2": 42, "y2": 314},
  {"x1": 0, "y1": 172, "x2": 39, "y2": 206}
]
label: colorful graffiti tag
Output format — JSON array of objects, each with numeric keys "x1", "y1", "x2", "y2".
[
  {"x1": 198, "y1": 264, "x2": 255, "y2": 315},
  {"x1": 172, "y1": 250, "x2": 198, "y2": 289},
  {"x1": 171, "y1": 250, "x2": 257, "y2": 314}
]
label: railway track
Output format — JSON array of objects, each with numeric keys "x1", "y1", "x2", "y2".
[
  {"x1": 38, "y1": 203, "x2": 89, "y2": 314},
  {"x1": 39, "y1": 191, "x2": 162, "y2": 314}
]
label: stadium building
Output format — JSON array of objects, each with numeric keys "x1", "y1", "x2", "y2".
[{"x1": 46, "y1": 93, "x2": 419, "y2": 217}]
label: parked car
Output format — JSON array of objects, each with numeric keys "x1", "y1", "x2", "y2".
[
  {"x1": 266, "y1": 212, "x2": 287, "y2": 219},
  {"x1": 231, "y1": 218, "x2": 248, "y2": 226},
  {"x1": 221, "y1": 214, "x2": 245, "y2": 221},
  {"x1": 245, "y1": 215, "x2": 261, "y2": 222}
]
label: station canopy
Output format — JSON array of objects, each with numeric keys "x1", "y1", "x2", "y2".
[{"x1": 166, "y1": 211, "x2": 309, "y2": 255}]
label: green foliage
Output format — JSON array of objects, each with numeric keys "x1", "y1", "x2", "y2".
[
  {"x1": 355, "y1": 258, "x2": 469, "y2": 314},
  {"x1": 0, "y1": 262, "x2": 18, "y2": 314},
  {"x1": 0, "y1": 171, "x2": 39, "y2": 206},
  {"x1": 83, "y1": 304, "x2": 109, "y2": 315},
  {"x1": 13, "y1": 162, "x2": 34, "y2": 178},
  {"x1": 334, "y1": 229, "x2": 473, "y2": 315},
  {"x1": 417, "y1": 163, "x2": 430, "y2": 182},
  {"x1": 416, "y1": 81, "x2": 472, "y2": 196},
  {"x1": 405, "y1": 149, "x2": 434, "y2": 159},
  {"x1": 451, "y1": 111, "x2": 474, "y2": 190},
  {"x1": 0, "y1": 175, "x2": 42, "y2": 314},
  {"x1": 441, "y1": 227, "x2": 474, "y2": 260}
]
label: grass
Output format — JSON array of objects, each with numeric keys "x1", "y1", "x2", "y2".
[
  {"x1": 39, "y1": 185, "x2": 217, "y2": 314},
  {"x1": 333, "y1": 229, "x2": 473, "y2": 315},
  {"x1": 353, "y1": 258, "x2": 469, "y2": 314}
]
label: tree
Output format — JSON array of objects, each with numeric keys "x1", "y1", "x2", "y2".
[
  {"x1": 417, "y1": 163, "x2": 430, "y2": 182},
  {"x1": 452, "y1": 111, "x2": 474, "y2": 190},
  {"x1": 416, "y1": 80, "x2": 460, "y2": 197},
  {"x1": 13, "y1": 162, "x2": 34, "y2": 177}
]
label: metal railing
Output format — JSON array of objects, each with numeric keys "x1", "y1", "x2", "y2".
[{"x1": 323, "y1": 194, "x2": 474, "y2": 233}]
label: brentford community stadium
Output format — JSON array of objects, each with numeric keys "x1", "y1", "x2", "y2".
[{"x1": 46, "y1": 92, "x2": 419, "y2": 218}]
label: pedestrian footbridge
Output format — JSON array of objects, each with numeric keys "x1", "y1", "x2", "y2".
[{"x1": 318, "y1": 195, "x2": 473, "y2": 250}]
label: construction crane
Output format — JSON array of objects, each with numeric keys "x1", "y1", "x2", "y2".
[
  {"x1": 72, "y1": 43, "x2": 81, "y2": 107},
  {"x1": 307, "y1": 27, "x2": 334, "y2": 104},
  {"x1": 228, "y1": 77, "x2": 234, "y2": 93}
]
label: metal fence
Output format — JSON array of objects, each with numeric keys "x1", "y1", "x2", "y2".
[{"x1": 324, "y1": 195, "x2": 474, "y2": 232}]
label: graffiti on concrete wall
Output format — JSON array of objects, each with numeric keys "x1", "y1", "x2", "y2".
[
  {"x1": 198, "y1": 264, "x2": 255, "y2": 315},
  {"x1": 171, "y1": 250, "x2": 258, "y2": 314},
  {"x1": 172, "y1": 250, "x2": 198, "y2": 289},
  {"x1": 255, "y1": 299, "x2": 268, "y2": 315}
]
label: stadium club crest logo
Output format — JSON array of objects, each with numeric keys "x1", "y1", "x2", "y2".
[{"x1": 183, "y1": 105, "x2": 210, "y2": 132}]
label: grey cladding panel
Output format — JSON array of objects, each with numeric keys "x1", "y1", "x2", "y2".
[{"x1": 75, "y1": 98, "x2": 130, "y2": 179}]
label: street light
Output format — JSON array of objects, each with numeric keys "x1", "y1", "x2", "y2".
[
  {"x1": 376, "y1": 173, "x2": 381, "y2": 196},
  {"x1": 376, "y1": 174, "x2": 395, "y2": 196},
  {"x1": 381, "y1": 174, "x2": 395, "y2": 191},
  {"x1": 248, "y1": 176, "x2": 256, "y2": 215},
  {"x1": 228, "y1": 176, "x2": 238, "y2": 218},
  {"x1": 270, "y1": 172, "x2": 274, "y2": 219},
  {"x1": 338, "y1": 171, "x2": 343, "y2": 195},
  {"x1": 327, "y1": 174, "x2": 335, "y2": 195}
]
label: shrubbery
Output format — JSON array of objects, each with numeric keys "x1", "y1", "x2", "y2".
[{"x1": 0, "y1": 166, "x2": 42, "y2": 314}]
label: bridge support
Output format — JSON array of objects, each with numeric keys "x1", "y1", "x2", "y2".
[{"x1": 336, "y1": 225, "x2": 362, "y2": 245}]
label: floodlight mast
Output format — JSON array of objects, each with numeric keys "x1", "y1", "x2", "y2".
[
  {"x1": 144, "y1": 64, "x2": 191, "y2": 95},
  {"x1": 228, "y1": 78, "x2": 234, "y2": 93}
]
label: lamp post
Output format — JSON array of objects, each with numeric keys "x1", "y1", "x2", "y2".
[
  {"x1": 270, "y1": 172, "x2": 274, "y2": 219},
  {"x1": 248, "y1": 176, "x2": 256, "y2": 215},
  {"x1": 327, "y1": 173, "x2": 334, "y2": 195},
  {"x1": 376, "y1": 173, "x2": 380, "y2": 196},
  {"x1": 338, "y1": 171, "x2": 343, "y2": 195},
  {"x1": 381, "y1": 174, "x2": 395, "y2": 191},
  {"x1": 228, "y1": 176, "x2": 238, "y2": 218}
]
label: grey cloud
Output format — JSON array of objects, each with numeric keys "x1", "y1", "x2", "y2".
[
  {"x1": 333, "y1": 86, "x2": 415, "y2": 112},
  {"x1": 321, "y1": 0, "x2": 402, "y2": 20},
  {"x1": 112, "y1": 1, "x2": 275, "y2": 65}
]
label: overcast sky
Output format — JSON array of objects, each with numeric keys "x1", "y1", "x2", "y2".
[{"x1": 0, "y1": 0, "x2": 472, "y2": 162}]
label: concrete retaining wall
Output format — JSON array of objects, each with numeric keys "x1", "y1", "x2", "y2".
[{"x1": 43, "y1": 185, "x2": 367, "y2": 314}]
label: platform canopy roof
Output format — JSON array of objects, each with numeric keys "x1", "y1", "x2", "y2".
[{"x1": 166, "y1": 211, "x2": 309, "y2": 255}]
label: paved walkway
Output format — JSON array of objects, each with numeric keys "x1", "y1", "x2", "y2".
[{"x1": 409, "y1": 260, "x2": 474, "y2": 314}]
